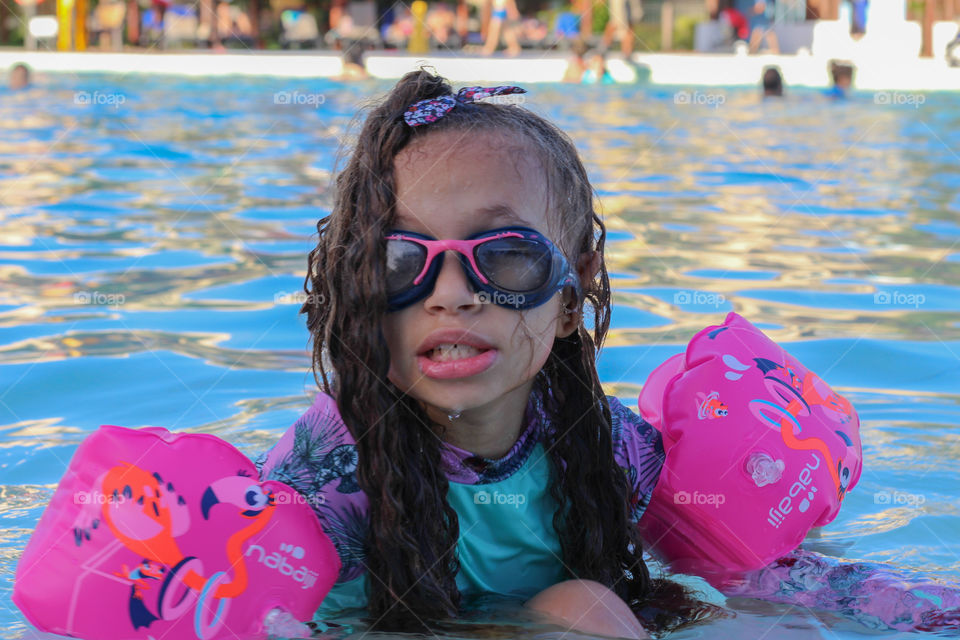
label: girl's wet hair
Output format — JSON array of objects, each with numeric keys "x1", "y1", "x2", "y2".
[{"x1": 302, "y1": 66, "x2": 721, "y2": 633}]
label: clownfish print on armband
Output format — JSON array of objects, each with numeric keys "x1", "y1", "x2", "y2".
[{"x1": 696, "y1": 391, "x2": 729, "y2": 419}]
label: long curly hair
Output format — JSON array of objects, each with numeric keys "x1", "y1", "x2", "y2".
[{"x1": 302, "y1": 67, "x2": 718, "y2": 634}]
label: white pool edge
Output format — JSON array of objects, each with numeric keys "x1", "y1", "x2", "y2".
[{"x1": 2, "y1": 48, "x2": 960, "y2": 91}]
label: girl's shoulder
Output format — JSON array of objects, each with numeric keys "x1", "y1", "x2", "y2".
[
  {"x1": 606, "y1": 395, "x2": 662, "y2": 453},
  {"x1": 256, "y1": 391, "x2": 368, "y2": 584},
  {"x1": 255, "y1": 392, "x2": 355, "y2": 480},
  {"x1": 605, "y1": 395, "x2": 665, "y2": 523}
]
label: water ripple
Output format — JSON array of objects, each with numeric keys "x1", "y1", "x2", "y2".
[{"x1": 2, "y1": 77, "x2": 959, "y2": 637}]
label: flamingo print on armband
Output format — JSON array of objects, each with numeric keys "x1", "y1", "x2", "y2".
[
  {"x1": 13, "y1": 425, "x2": 339, "y2": 640},
  {"x1": 74, "y1": 464, "x2": 278, "y2": 636},
  {"x1": 720, "y1": 350, "x2": 858, "y2": 503}
]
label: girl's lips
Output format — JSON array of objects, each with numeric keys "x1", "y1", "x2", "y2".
[
  {"x1": 416, "y1": 329, "x2": 495, "y2": 355},
  {"x1": 417, "y1": 348, "x2": 499, "y2": 379}
]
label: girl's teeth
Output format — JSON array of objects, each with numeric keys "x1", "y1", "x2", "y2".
[{"x1": 430, "y1": 343, "x2": 482, "y2": 362}]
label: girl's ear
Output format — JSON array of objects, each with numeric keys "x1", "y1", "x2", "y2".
[
  {"x1": 578, "y1": 250, "x2": 602, "y2": 283},
  {"x1": 556, "y1": 250, "x2": 601, "y2": 338}
]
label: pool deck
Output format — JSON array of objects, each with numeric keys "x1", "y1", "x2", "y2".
[{"x1": 2, "y1": 47, "x2": 960, "y2": 91}]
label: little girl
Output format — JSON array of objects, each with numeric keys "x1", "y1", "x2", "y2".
[
  {"x1": 257, "y1": 69, "x2": 960, "y2": 636},
  {"x1": 256, "y1": 68, "x2": 703, "y2": 637}
]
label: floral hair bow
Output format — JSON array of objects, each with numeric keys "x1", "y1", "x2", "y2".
[{"x1": 403, "y1": 85, "x2": 527, "y2": 127}]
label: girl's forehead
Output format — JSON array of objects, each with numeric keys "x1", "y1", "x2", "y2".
[
  {"x1": 392, "y1": 197, "x2": 554, "y2": 240},
  {"x1": 391, "y1": 208, "x2": 555, "y2": 245},
  {"x1": 395, "y1": 128, "x2": 541, "y2": 174},
  {"x1": 392, "y1": 131, "x2": 553, "y2": 238},
  {"x1": 394, "y1": 202, "x2": 525, "y2": 228}
]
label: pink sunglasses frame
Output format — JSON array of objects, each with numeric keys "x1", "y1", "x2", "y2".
[{"x1": 384, "y1": 230, "x2": 526, "y2": 287}]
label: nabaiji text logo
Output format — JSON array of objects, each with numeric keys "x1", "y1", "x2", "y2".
[
  {"x1": 245, "y1": 543, "x2": 319, "y2": 589},
  {"x1": 767, "y1": 452, "x2": 821, "y2": 528}
]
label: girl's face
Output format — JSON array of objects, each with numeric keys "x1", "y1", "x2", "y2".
[{"x1": 383, "y1": 130, "x2": 579, "y2": 421}]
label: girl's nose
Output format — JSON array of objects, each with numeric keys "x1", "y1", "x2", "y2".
[{"x1": 423, "y1": 251, "x2": 481, "y2": 313}]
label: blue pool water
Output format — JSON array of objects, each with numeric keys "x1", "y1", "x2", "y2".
[{"x1": 1, "y1": 74, "x2": 959, "y2": 639}]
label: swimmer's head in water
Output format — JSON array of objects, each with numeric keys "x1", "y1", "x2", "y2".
[
  {"x1": 762, "y1": 66, "x2": 783, "y2": 96},
  {"x1": 9, "y1": 63, "x2": 30, "y2": 91},
  {"x1": 830, "y1": 60, "x2": 855, "y2": 89},
  {"x1": 297, "y1": 67, "x2": 700, "y2": 632}
]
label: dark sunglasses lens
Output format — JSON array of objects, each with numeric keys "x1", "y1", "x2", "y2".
[
  {"x1": 475, "y1": 238, "x2": 552, "y2": 292},
  {"x1": 385, "y1": 240, "x2": 426, "y2": 295}
]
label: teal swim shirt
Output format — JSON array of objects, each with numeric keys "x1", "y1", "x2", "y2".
[{"x1": 255, "y1": 386, "x2": 665, "y2": 618}]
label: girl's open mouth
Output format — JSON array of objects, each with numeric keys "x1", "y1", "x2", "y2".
[
  {"x1": 417, "y1": 343, "x2": 498, "y2": 379},
  {"x1": 424, "y1": 344, "x2": 484, "y2": 361}
]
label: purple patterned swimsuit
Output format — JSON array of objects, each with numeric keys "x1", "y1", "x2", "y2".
[
  {"x1": 256, "y1": 388, "x2": 960, "y2": 631},
  {"x1": 723, "y1": 548, "x2": 960, "y2": 632},
  {"x1": 256, "y1": 388, "x2": 663, "y2": 587}
]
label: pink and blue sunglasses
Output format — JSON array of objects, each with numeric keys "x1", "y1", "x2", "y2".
[{"x1": 384, "y1": 226, "x2": 582, "y2": 311}]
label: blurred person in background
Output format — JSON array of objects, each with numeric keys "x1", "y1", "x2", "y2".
[
  {"x1": 426, "y1": 2, "x2": 462, "y2": 49},
  {"x1": 563, "y1": 38, "x2": 589, "y2": 82},
  {"x1": 383, "y1": 5, "x2": 414, "y2": 48},
  {"x1": 748, "y1": 0, "x2": 778, "y2": 54},
  {"x1": 762, "y1": 66, "x2": 783, "y2": 97},
  {"x1": 849, "y1": 0, "x2": 867, "y2": 38},
  {"x1": 582, "y1": 49, "x2": 614, "y2": 84},
  {"x1": 721, "y1": 6, "x2": 749, "y2": 43},
  {"x1": 8, "y1": 63, "x2": 30, "y2": 90},
  {"x1": 948, "y1": 31, "x2": 960, "y2": 67},
  {"x1": 336, "y1": 46, "x2": 369, "y2": 80},
  {"x1": 600, "y1": 0, "x2": 642, "y2": 57},
  {"x1": 482, "y1": 0, "x2": 522, "y2": 56},
  {"x1": 216, "y1": 1, "x2": 255, "y2": 47},
  {"x1": 825, "y1": 60, "x2": 854, "y2": 99}
]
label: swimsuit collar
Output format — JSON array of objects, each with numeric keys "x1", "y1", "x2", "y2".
[{"x1": 439, "y1": 387, "x2": 546, "y2": 485}]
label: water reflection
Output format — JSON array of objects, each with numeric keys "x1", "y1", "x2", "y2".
[{"x1": 1, "y1": 77, "x2": 959, "y2": 637}]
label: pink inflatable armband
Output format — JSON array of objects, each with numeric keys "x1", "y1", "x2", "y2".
[
  {"x1": 13, "y1": 425, "x2": 340, "y2": 640},
  {"x1": 637, "y1": 312, "x2": 862, "y2": 584}
]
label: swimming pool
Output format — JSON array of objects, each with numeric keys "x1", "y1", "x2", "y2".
[{"x1": 1, "y1": 73, "x2": 958, "y2": 639}]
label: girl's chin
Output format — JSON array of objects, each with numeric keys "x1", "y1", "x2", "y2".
[
  {"x1": 405, "y1": 383, "x2": 500, "y2": 418},
  {"x1": 419, "y1": 386, "x2": 491, "y2": 410}
]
